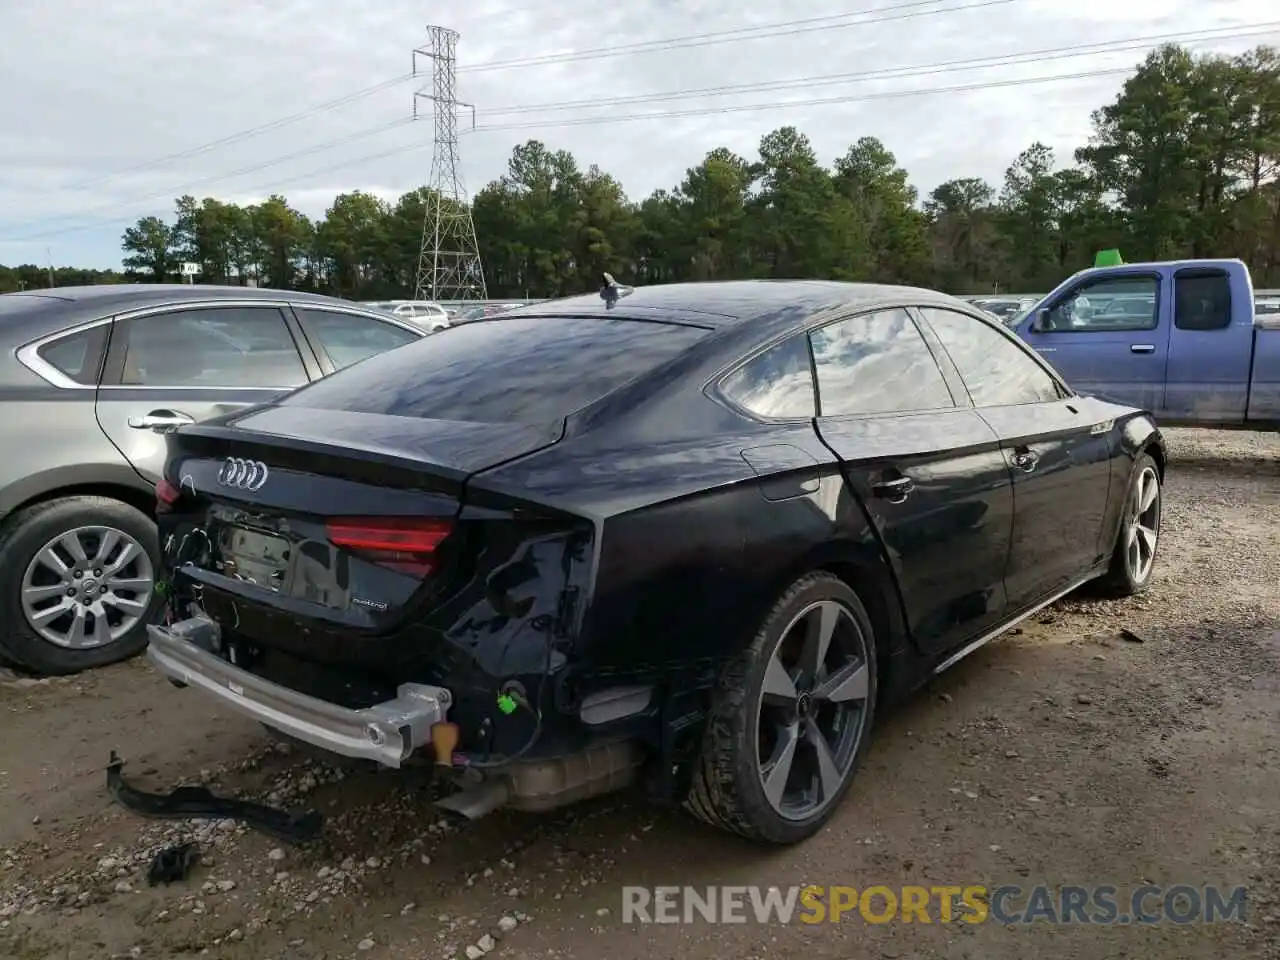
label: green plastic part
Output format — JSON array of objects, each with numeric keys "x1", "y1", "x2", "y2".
[
  {"x1": 496, "y1": 694, "x2": 518, "y2": 715},
  {"x1": 1094, "y1": 248, "x2": 1124, "y2": 267}
]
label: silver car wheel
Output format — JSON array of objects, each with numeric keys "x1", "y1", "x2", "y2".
[
  {"x1": 754, "y1": 599, "x2": 872, "y2": 821},
  {"x1": 1124, "y1": 466, "x2": 1161, "y2": 585},
  {"x1": 20, "y1": 525, "x2": 155, "y2": 649}
]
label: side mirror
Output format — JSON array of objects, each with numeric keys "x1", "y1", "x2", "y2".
[{"x1": 1030, "y1": 308, "x2": 1051, "y2": 333}]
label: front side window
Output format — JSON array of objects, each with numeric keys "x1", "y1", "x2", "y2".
[
  {"x1": 1042, "y1": 276, "x2": 1158, "y2": 332},
  {"x1": 920, "y1": 307, "x2": 1062, "y2": 406},
  {"x1": 296, "y1": 308, "x2": 421, "y2": 371},
  {"x1": 719, "y1": 334, "x2": 816, "y2": 418},
  {"x1": 115, "y1": 306, "x2": 307, "y2": 388},
  {"x1": 809, "y1": 308, "x2": 954, "y2": 417}
]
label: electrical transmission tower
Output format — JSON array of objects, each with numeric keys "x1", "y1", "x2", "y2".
[{"x1": 413, "y1": 25, "x2": 487, "y2": 302}]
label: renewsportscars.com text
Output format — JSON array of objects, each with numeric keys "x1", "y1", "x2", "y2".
[{"x1": 620, "y1": 884, "x2": 1249, "y2": 925}]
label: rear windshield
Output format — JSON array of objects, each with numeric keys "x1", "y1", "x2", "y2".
[{"x1": 281, "y1": 314, "x2": 708, "y2": 423}]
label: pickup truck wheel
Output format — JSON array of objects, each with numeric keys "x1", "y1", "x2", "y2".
[
  {"x1": 0, "y1": 496, "x2": 160, "y2": 676},
  {"x1": 684, "y1": 572, "x2": 878, "y2": 844},
  {"x1": 1096, "y1": 452, "x2": 1162, "y2": 597}
]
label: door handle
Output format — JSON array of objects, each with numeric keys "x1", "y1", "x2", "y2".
[
  {"x1": 871, "y1": 476, "x2": 915, "y2": 502},
  {"x1": 1130, "y1": 344, "x2": 1155, "y2": 354},
  {"x1": 128, "y1": 410, "x2": 195, "y2": 432},
  {"x1": 1012, "y1": 449, "x2": 1039, "y2": 472}
]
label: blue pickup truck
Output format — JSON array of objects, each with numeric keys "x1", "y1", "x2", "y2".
[{"x1": 1009, "y1": 258, "x2": 1280, "y2": 429}]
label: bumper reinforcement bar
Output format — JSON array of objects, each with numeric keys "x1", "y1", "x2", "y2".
[{"x1": 146, "y1": 620, "x2": 452, "y2": 768}]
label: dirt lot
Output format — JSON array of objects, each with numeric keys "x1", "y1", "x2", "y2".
[{"x1": 2, "y1": 427, "x2": 1278, "y2": 960}]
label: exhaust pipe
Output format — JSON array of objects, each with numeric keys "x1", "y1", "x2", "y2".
[
  {"x1": 434, "y1": 740, "x2": 643, "y2": 820},
  {"x1": 435, "y1": 777, "x2": 511, "y2": 820}
]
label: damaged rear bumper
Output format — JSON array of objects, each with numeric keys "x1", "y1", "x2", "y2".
[{"x1": 146, "y1": 619, "x2": 451, "y2": 768}]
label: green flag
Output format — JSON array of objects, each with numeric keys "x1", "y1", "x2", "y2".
[{"x1": 1094, "y1": 248, "x2": 1124, "y2": 267}]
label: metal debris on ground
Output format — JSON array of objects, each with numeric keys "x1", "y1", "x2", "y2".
[{"x1": 147, "y1": 841, "x2": 200, "y2": 886}]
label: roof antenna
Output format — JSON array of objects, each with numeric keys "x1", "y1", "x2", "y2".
[{"x1": 599, "y1": 272, "x2": 633, "y2": 309}]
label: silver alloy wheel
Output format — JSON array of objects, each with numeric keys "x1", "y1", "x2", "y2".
[
  {"x1": 19, "y1": 525, "x2": 155, "y2": 649},
  {"x1": 1125, "y1": 466, "x2": 1161, "y2": 584},
  {"x1": 754, "y1": 599, "x2": 872, "y2": 821}
]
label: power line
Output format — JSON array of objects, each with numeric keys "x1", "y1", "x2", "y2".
[
  {"x1": 478, "y1": 24, "x2": 1280, "y2": 117},
  {"x1": 1, "y1": 120, "x2": 412, "y2": 242},
  {"x1": 459, "y1": 0, "x2": 1021, "y2": 73},
  {"x1": 468, "y1": 66, "x2": 1143, "y2": 134},
  {"x1": 3, "y1": 138, "x2": 430, "y2": 246},
  {"x1": 8, "y1": 29, "x2": 1274, "y2": 245},
  {"x1": 10, "y1": 0, "x2": 1007, "y2": 210},
  {"x1": 12, "y1": 2, "x2": 984, "y2": 208},
  {"x1": 20, "y1": 74, "x2": 413, "y2": 209}
]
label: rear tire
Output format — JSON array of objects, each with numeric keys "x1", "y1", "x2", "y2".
[
  {"x1": 1095, "y1": 452, "x2": 1162, "y2": 597},
  {"x1": 684, "y1": 572, "x2": 878, "y2": 844},
  {"x1": 0, "y1": 496, "x2": 160, "y2": 676}
]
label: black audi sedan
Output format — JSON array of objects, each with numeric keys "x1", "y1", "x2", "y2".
[{"x1": 144, "y1": 279, "x2": 1164, "y2": 845}]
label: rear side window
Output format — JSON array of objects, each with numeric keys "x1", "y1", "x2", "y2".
[
  {"x1": 281, "y1": 315, "x2": 708, "y2": 423},
  {"x1": 37, "y1": 326, "x2": 108, "y2": 385},
  {"x1": 1174, "y1": 270, "x2": 1232, "y2": 331},
  {"x1": 719, "y1": 335, "x2": 816, "y2": 418},
  {"x1": 809, "y1": 308, "x2": 955, "y2": 416}
]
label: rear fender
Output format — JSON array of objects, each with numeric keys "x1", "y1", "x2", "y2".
[
  {"x1": 776, "y1": 538, "x2": 910, "y2": 655},
  {"x1": 640, "y1": 536, "x2": 910, "y2": 807}
]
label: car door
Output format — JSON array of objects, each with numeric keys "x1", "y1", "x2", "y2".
[
  {"x1": 1016, "y1": 272, "x2": 1167, "y2": 411},
  {"x1": 808, "y1": 307, "x2": 1014, "y2": 657},
  {"x1": 289, "y1": 305, "x2": 424, "y2": 373},
  {"x1": 918, "y1": 306, "x2": 1115, "y2": 610},
  {"x1": 95, "y1": 302, "x2": 317, "y2": 483},
  {"x1": 1164, "y1": 267, "x2": 1250, "y2": 422}
]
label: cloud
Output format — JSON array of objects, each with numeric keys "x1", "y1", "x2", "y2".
[{"x1": 0, "y1": 0, "x2": 1276, "y2": 268}]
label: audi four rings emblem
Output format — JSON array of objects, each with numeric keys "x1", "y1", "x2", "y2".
[{"x1": 216, "y1": 458, "x2": 270, "y2": 491}]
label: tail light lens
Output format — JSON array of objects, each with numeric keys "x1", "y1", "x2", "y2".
[
  {"x1": 155, "y1": 478, "x2": 181, "y2": 514},
  {"x1": 325, "y1": 517, "x2": 453, "y2": 577}
]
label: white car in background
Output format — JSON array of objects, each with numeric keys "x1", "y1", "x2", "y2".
[{"x1": 361, "y1": 300, "x2": 451, "y2": 333}]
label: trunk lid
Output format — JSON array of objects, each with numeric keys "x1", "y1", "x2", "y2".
[
  {"x1": 175, "y1": 405, "x2": 563, "y2": 484},
  {"x1": 160, "y1": 405, "x2": 565, "y2": 640}
]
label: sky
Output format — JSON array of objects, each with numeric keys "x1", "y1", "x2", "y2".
[{"x1": 0, "y1": 0, "x2": 1277, "y2": 270}]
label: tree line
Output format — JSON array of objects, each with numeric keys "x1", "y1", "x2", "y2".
[{"x1": 3, "y1": 43, "x2": 1280, "y2": 298}]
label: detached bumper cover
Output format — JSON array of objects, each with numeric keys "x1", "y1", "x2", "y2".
[
  {"x1": 107, "y1": 751, "x2": 323, "y2": 844},
  {"x1": 146, "y1": 622, "x2": 452, "y2": 768}
]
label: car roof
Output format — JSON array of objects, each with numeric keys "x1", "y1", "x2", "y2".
[
  {"x1": 1, "y1": 284, "x2": 344, "y2": 308},
  {"x1": 512, "y1": 279, "x2": 977, "y2": 331},
  {"x1": 0, "y1": 284, "x2": 396, "y2": 345}
]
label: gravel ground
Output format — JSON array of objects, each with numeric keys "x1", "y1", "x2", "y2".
[{"x1": 1, "y1": 427, "x2": 1277, "y2": 960}]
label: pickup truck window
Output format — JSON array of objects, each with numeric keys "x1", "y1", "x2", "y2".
[
  {"x1": 1173, "y1": 270, "x2": 1232, "y2": 331},
  {"x1": 1043, "y1": 276, "x2": 1159, "y2": 332}
]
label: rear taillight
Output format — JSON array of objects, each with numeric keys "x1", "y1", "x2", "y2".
[
  {"x1": 325, "y1": 517, "x2": 453, "y2": 577},
  {"x1": 155, "y1": 478, "x2": 181, "y2": 513}
]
